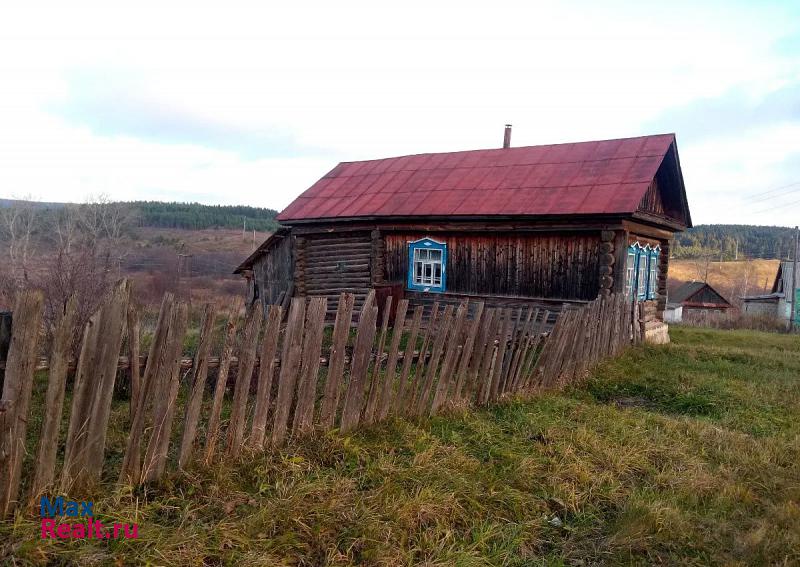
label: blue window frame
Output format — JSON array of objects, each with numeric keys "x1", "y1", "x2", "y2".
[
  {"x1": 648, "y1": 246, "x2": 660, "y2": 300},
  {"x1": 636, "y1": 245, "x2": 650, "y2": 300},
  {"x1": 407, "y1": 238, "x2": 447, "y2": 292},
  {"x1": 626, "y1": 246, "x2": 638, "y2": 298},
  {"x1": 627, "y1": 242, "x2": 660, "y2": 301}
]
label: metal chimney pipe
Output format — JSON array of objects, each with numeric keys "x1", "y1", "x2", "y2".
[{"x1": 503, "y1": 124, "x2": 512, "y2": 148}]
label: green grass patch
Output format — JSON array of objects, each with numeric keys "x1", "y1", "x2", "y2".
[{"x1": 2, "y1": 327, "x2": 799, "y2": 565}]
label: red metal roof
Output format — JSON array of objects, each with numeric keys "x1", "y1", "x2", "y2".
[{"x1": 277, "y1": 134, "x2": 676, "y2": 222}]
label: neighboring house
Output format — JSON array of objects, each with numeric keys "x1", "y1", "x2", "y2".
[
  {"x1": 667, "y1": 281, "x2": 732, "y2": 323},
  {"x1": 236, "y1": 131, "x2": 692, "y2": 344},
  {"x1": 741, "y1": 260, "x2": 799, "y2": 325}
]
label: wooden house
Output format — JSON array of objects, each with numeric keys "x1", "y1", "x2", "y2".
[
  {"x1": 742, "y1": 260, "x2": 798, "y2": 326},
  {"x1": 236, "y1": 131, "x2": 691, "y2": 343},
  {"x1": 667, "y1": 281, "x2": 732, "y2": 323}
]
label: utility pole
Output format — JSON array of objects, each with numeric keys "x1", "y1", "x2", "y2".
[
  {"x1": 242, "y1": 216, "x2": 246, "y2": 240},
  {"x1": 791, "y1": 226, "x2": 799, "y2": 332}
]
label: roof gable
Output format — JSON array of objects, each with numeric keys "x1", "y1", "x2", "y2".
[
  {"x1": 277, "y1": 134, "x2": 690, "y2": 225},
  {"x1": 671, "y1": 281, "x2": 731, "y2": 307},
  {"x1": 772, "y1": 261, "x2": 797, "y2": 294}
]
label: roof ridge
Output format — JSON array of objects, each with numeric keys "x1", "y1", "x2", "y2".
[{"x1": 335, "y1": 133, "x2": 676, "y2": 165}]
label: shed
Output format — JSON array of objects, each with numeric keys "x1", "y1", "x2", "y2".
[
  {"x1": 237, "y1": 130, "x2": 692, "y2": 344},
  {"x1": 669, "y1": 281, "x2": 732, "y2": 321},
  {"x1": 741, "y1": 260, "x2": 798, "y2": 325}
]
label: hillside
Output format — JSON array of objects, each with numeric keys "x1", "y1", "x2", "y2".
[
  {"x1": 675, "y1": 224, "x2": 797, "y2": 260},
  {"x1": 0, "y1": 199, "x2": 280, "y2": 232},
  {"x1": 3, "y1": 327, "x2": 799, "y2": 564},
  {"x1": 668, "y1": 258, "x2": 781, "y2": 303}
]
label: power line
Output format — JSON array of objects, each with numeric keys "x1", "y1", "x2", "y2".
[
  {"x1": 754, "y1": 195, "x2": 800, "y2": 215},
  {"x1": 745, "y1": 180, "x2": 800, "y2": 200}
]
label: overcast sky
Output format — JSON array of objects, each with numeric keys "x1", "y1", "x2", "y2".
[{"x1": 1, "y1": 1, "x2": 798, "y2": 226}]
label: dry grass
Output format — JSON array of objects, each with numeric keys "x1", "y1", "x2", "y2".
[
  {"x1": 2, "y1": 327, "x2": 799, "y2": 565},
  {"x1": 668, "y1": 258, "x2": 781, "y2": 302}
]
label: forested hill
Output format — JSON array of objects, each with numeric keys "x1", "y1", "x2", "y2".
[
  {"x1": 131, "y1": 202, "x2": 279, "y2": 231},
  {"x1": 674, "y1": 224, "x2": 797, "y2": 260},
  {"x1": 0, "y1": 199, "x2": 280, "y2": 232}
]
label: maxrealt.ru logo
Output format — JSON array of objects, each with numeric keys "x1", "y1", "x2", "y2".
[{"x1": 40, "y1": 497, "x2": 138, "y2": 540}]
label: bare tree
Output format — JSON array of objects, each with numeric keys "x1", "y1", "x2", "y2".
[
  {"x1": 53, "y1": 204, "x2": 81, "y2": 255},
  {"x1": 0, "y1": 198, "x2": 38, "y2": 286}
]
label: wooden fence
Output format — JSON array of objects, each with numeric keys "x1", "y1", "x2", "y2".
[{"x1": 0, "y1": 281, "x2": 644, "y2": 517}]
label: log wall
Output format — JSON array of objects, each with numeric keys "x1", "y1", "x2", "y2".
[
  {"x1": 300, "y1": 232, "x2": 373, "y2": 315},
  {"x1": 251, "y1": 234, "x2": 294, "y2": 312},
  {"x1": 384, "y1": 231, "x2": 602, "y2": 301}
]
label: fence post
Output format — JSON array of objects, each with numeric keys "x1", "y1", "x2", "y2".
[
  {"x1": 271, "y1": 297, "x2": 307, "y2": 444},
  {"x1": 178, "y1": 303, "x2": 217, "y2": 469},
  {"x1": 318, "y1": 293, "x2": 354, "y2": 429},
  {"x1": 431, "y1": 301, "x2": 468, "y2": 414},
  {"x1": 141, "y1": 300, "x2": 188, "y2": 483},
  {"x1": 0, "y1": 290, "x2": 43, "y2": 518},
  {"x1": 376, "y1": 299, "x2": 409, "y2": 421},
  {"x1": 30, "y1": 296, "x2": 78, "y2": 500},
  {"x1": 292, "y1": 297, "x2": 327, "y2": 434},
  {"x1": 119, "y1": 294, "x2": 174, "y2": 485},
  {"x1": 203, "y1": 299, "x2": 242, "y2": 462},
  {"x1": 394, "y1": 306, "x2": 423, "y2": 414},
  {"x1": 340, "y1": 291, "x2": 377, "y2": 433},
  {"x1": 227, "y1": 302, "x2": 264, "y2": 456},
  {"x1": 249, "y1": 304, "x2": 283, "y2": 449}
]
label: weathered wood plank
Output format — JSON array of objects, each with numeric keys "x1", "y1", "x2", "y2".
[
  {"x1": 83, "y1": 279, "x2": 131, "y2": 484},
  {"x1": 0, "y1": 290, "x2": 43, "y2": 517},
  {"x1": 249, "y1": 304, "x2": 283, "y2": 449},
  {"x1": 409, "y1": 302, "x2": 439, "y2": 412},
  {"x1": 292, "y1": 297, "x2": 327, "y2": 434},
  {"x1": 30, "y1": 296, "x2": 78, "y2": 500},
  {"x1": 488, "y1": 309, "x2": 514, "y2": 402},
  {"x1": 227, "y1": 302, "x2": 264, "y2": 457},
  {"x1": 453, "y1": 302, "x2": 485, "y2": 401},
  {"x1": 394, "y1": 305, "x2": 423, "y2": 414},
  {"x1": 127, "y1": 304, "x2": 141, "y2": 417},
  {"x1": 178, "y1": 303, "x2": 217, "y2": 469},
  {"x1": 318, "y1": 293, "x2": 354, "y2": 429},
  {"x1": 507, "y1": 308, "x2": 537, "y2": 392},
  {"x1": 363, "y1": 296, "x2": 392, "y2": 425},
  {"x1": 415, "y1": 304, "x2": 453, "y2": 415},
  {"x1": 376, "y1": 299, "x2": 409, "y2": 421},
  {"x1": 474, "y1": 309, "x2": 499, "y2": 405},
  {"x1": 430, "y1": 301, "x2": 468, "y2": 414},
  {"x1": 271, "y1": 297, "x2": 307, "y2": 445},
  {"x1": 119, "y1": 294, "x2": 174, "y2": 484},
  {"x1": 61, "y1": 309, "x2": 102, "y2": 490},
  {"x1": 141, "y1": 300, "x2": 188, "y2": 483},
  {"x1": 339, "y1": 290, "x2": 377, "y2": 432},
  {"x1": 203, "y1": 299, "x2": 242, "y2": 462}
]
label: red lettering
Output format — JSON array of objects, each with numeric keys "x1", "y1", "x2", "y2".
[
  {"x1": 56, "y1": 523, "x2": 71, "y2": 539},
  {"x1": 40, "y1": 518, "x2": 56, "y2": 538},
  {"x1": 124, "y1": 524, "x2": 138, "y2": 539}
]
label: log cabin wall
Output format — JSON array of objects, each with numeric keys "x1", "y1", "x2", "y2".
[
  {"x1": 300, "y1": 232, "x2": 373, "y2": 315},
  {"x1": 383, "y1": 231, "x2": 602, "y2": 301},
  {"x1": 251, "y1": 234, "x2": 294, "y2": 312}
]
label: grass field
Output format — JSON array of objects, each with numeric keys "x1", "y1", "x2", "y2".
[
  {"x1": 2, "y1": 327, "x2": 799, "y2": 565},
  {"x1": 668, "y1": 258, "x2": 780, "y2": 301}
]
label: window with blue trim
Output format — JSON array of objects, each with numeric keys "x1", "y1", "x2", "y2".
[
  {"x1": 648, "y1": 247, "x2": 660, "y2": 299},
  {"x1": 626, "y1": 242, "x2": 660, "y2": 301},
  {"x1": 407, "y1": 238, "x2": 446, "y2": 292},
  {"x1": 626, "y1": 247, "x2": 637, "y2": 298}
]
